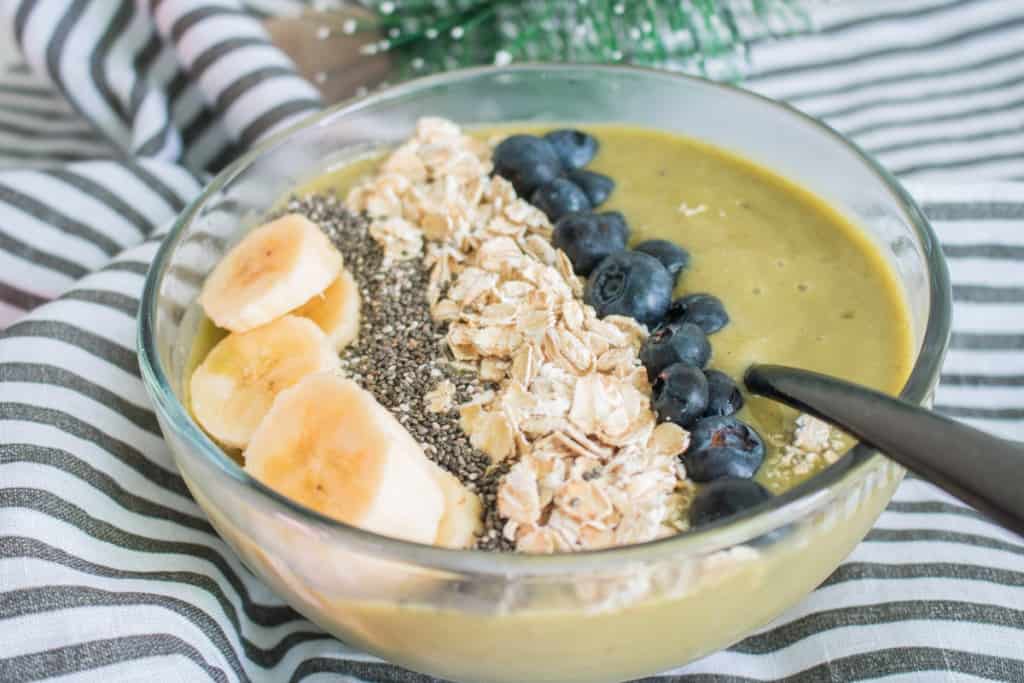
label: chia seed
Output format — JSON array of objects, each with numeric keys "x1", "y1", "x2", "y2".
[{"x1": 283, "y1": 193, "x2": 513, "y2": 551}]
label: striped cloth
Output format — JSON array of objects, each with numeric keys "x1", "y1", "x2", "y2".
[{"x1": 0, "y1": 0, "x2": 1022, "y2": 681}]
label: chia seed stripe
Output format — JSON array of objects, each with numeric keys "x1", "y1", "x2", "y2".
[{"x1": 283, "y1": 193, "x2": 512, "y2": 551}]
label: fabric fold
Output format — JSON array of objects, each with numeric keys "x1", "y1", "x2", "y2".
[
  {"x1": 4, "y1": 0, "x2": 320, "y2": 172},
  {"x1": 0, "y1": 158, "x2": 201, "y2": 325}
]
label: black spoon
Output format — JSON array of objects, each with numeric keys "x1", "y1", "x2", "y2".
[{"x1": 745, "y1": 364, "x2": 1024, "y2": 539}]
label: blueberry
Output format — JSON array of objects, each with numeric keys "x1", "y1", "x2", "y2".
[
  {"x1": 639, "y1": 321, "x2": 711, "y2": 380},
  {"x1": 689, "y1": 478, "x2": 772, "y2": 528},
  {"x1": 493, "y1": 135, "x2": 563, "y2": 196},
  {"x1": 703, "y1": 369, "x2": 744, "y2": 417},
  {"x1": 665, "y1": 293, "x2": 729, "y2": 334},
  {"x1": 652, "y1": 363, "x2": 708, "y2": 429},
  {"x1": 584, "y1": 251, "x2": 673, "y2": 327},
  {"x1": 552, "y1": 212, "x2": 629, "y2": 276},
  {"x1": 530, "y1": 178, "x2": 591, "y2": 222},
  {"x1": 684, "y1": 416, "x2": 766, "y2": 482},
  {"x1": 597, "y1": 211, "x2": 630, "y2": 242},
  {"x1": 544, "y1": 129, "x2": 598, "y2": 169},
  {"x1": 568, "y1": 169, "x2": 615, "y2": 206},
  {"x1": 634, "y1": 239, "x2": 690, "y2": 282}
]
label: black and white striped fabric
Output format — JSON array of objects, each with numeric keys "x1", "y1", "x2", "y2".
[{"x1": 0, "y1": 1, "x2": 1022, "y2": 681}]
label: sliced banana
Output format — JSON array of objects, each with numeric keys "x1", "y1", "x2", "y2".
[
  {"x1": 293, "y1": 266, "x2": 361, "y2": 351},
  {"x1": 200, "y1": 213, "x2": 343, "y2": 332},
  {"x1": 430, "y1": 464, "x2": 484, "y2": 549},
  {"x1": 190, "y1": 315, "x2": 339, "y2": 449},
  {"x1": 244, "y1": 372, "x2": 445, "y2": 545}
]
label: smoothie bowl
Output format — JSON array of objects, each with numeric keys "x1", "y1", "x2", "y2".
[{"x1": 138, "y1": 65, "x2": 951, "y2": 683}]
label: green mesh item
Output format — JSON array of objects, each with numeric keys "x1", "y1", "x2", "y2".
[{"x1": 350, "y1": 0, "x2": 811, "y2": 81}]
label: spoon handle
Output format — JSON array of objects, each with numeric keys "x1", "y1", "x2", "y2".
[{"x1": 745, "y1": 364, "x2": 1024, "y2": 538}]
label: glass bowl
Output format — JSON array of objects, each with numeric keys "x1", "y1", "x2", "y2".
[{"x1": 138, "y1": 64, "x2": 951, "y2": 683}]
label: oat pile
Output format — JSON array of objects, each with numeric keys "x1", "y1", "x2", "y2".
[{"x1": 347, "y1": 118, "x2": 692, "y2": 553}]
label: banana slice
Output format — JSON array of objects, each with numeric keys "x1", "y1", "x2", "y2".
[
  {"x1": 244, "y1": 372, "x2": 445, "y2": 545},
  {"x1": 190, "y1": 315, "x2": 339, "y2": 449},
  {"x1": 430, "y1": 464, "x2": 483, "y2": 549},
  {"x1": 200, "y1": 213, "x2": 343, "y2": 332},
  {"x1": 293, "y1": 266, "x2": 361, "y2": 351}
]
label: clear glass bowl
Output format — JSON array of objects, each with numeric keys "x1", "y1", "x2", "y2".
[{"x1": 138, "y1": 65, "x2": 951, "y2": 683}]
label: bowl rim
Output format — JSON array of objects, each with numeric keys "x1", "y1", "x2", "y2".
[{"x1": 138, "y1": 63, "x2": 952, "y2": 574}]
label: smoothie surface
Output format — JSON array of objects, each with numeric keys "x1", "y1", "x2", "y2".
[{"x1": 295, "y1": 123, "x2": 915, "y2": 492}]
